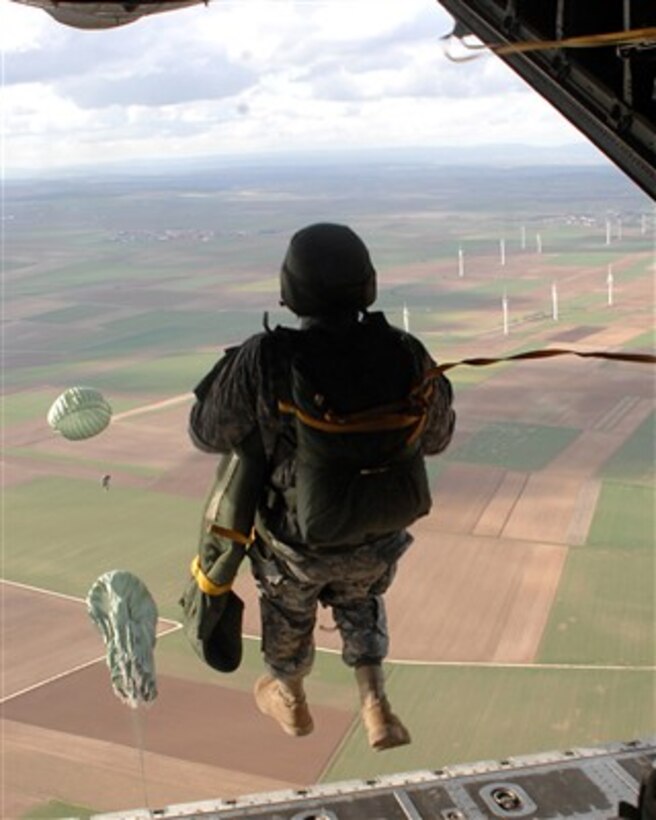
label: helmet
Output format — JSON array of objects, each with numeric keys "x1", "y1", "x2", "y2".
[{"x1": 280, "y1": 223, "x2": 377, "y2": 316}]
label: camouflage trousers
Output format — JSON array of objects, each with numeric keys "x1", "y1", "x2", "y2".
[{"x1": 248, "y1": 531, "x2": 412, "y2": 679}]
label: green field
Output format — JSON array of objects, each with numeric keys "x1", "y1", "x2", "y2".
[
  {"x1": 22, "y1": 801, "x2": 94, "y2": 819},
  {"x1": 93, "y1": 310, "x2": 261, "y2": 356},
  {"x1": 4, "y1": 478, "x2": 199, "y2": 618},
  {"x1": 449, "y1": 421, "x2": 581, "y2": 470},
  {"x1": 157, "y1": 637, "x2": 656, "y2": 783},
  {"x1": 323, "y1": 663, "x2": 654, "y2": 782},
  {"x1": 3, "y1": 390, "x2": 61, "y2": 426},
  {"x1": 92, "y1": 352, "x2": 218, "y2": 395},
  {"x1": 537, "y1": 478, "x2": 655, "y2": 666},
  {"x1": 624, "y1": 328, "x2": 656, "y2": 351},
  {"x1": 537, "y1": 546, "x2": 655, "y2": 666},
  {"x1": 587, "y1": 481, "x2": 656, "y2": 548},
  {"x1": 601, "y1": 413, "x2": 656, "y2": 484}
]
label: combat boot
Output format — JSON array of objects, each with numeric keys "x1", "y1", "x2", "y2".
[
  {"x1": 355, "y1": 664, "x2": 411, "y2": 751},
  {"x1": 254, "y1": 674, "x2": 314, "y2": 737}
]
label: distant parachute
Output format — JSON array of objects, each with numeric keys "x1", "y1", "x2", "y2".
[
  {"x1": 10, "y1": 0, "x2": 207, "y2": 30},
  {"x1": 47, "y1": 386, "x2": 112, "y2": 441}
]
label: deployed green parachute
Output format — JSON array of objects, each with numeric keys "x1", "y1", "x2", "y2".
[
  {"x1": 47, "y1": 386, "x2": 112, "y2": 441},
  {"x1": 87, "y1": 570, "x2": 158, "y2": 707}
]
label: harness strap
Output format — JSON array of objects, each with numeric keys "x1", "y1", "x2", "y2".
[
  {"x1": 278, "y1": 399, "x2": 422, "y2": 434},
  {"x1": 190, "y1": 556, "x2": 232, "y2": 597},
  {"x1": 207, "y1": 524, "x2": 253, "y2": 545},
  {"x1": 280, "y1": 346, "x2": 655, "y2": 439}
]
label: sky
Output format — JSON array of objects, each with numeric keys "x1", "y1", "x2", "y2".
[{"x1": 1, "y1": 0, "x2": 596, "y2": 173}]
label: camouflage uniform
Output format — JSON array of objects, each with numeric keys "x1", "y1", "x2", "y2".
[
  {"x1": 189, "y1": 316, "x2": 455, "y2": 679},
  {"x1": 249, "y1": 529, "x2": 411, "y2": 678}
]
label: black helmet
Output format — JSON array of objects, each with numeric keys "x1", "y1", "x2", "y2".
[{"x1": 280, "y1": 223, "x2": 376, "y2": 316}]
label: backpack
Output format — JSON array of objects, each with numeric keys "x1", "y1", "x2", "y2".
[{"x1": 274, "y1": 312, "x2": 433, "y2": 547}]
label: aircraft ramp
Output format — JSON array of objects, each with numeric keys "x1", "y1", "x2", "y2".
[{"x1": 93, "y1": 737, "x2": 655, "y2": 819}]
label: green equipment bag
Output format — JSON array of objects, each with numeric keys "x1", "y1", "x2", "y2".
[
  {"x1": 179, "y1": 431, "x2": 267, "y2": 672},
  {"x1": 179, "y1": 581, "x2": 244, "y2": 674},
  {"x1": 276, "y1": 312, "x2": 433, "y2": 547}
]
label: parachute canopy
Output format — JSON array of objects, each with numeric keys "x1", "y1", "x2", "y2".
[
  {"x1": 47, "y1": 385, "x2": 112, "y2": 441},
  {"x1": 10, "y1": 0, "x2": 206, "y2": 30},
  {"x1": 87, "y1": 570, "x2": 158, "y2": 707}
]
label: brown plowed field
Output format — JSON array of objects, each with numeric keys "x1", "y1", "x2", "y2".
[
  {"x1": 384, "y1": 528, "x2": 567, "y2": 663},
  {"x1": 3, "y1": 720, "x2": 291, "y2": 820}
]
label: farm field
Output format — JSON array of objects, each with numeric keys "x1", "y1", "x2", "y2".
[{"x1": 3, "y1": 158, "x2": 655, "y2": 818}]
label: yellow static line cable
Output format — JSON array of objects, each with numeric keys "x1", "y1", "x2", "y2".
[
  {"x1": 405, "y1": 346, "x2": 656, "y2": 396},
  {"x1": 432, "y1": 347, "x2": 656, "y2": 376},
  {"x1": 494, "y1": 27, "x2": 656, "y2": 56},
  {"x1": 445, "y1": 26, "x2": 656, "y2": 62}
]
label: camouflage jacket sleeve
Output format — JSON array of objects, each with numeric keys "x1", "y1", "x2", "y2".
[
  {"x1": 417, "y1": 348, "x2": 456, "y2": 456},
  {"x1": 188, "y1": 334, "x2": 267, "y2": 454}
]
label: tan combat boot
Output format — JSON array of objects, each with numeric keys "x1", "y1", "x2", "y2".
[
  {"x1": 254, "y1": 674, "x2": 314, "y2": 737},
  {"x1": 355, "y1": 664, "x2": 411, "y2": 751}
]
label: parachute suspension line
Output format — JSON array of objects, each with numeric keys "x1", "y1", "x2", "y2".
[{"x1": 129, "y1": 707, "x2": 151, "y2": 813}]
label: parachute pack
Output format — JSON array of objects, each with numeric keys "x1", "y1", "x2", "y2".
[{"x1": 274, "y1": 312, "x2": 434, "y2": 547}]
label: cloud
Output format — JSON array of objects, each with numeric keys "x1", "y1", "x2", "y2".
[
  {"x1": 58, "y1": 60, "x2": 257, "y2": 108},
  {"x1": 4, "y1": 9, "x2": 155, "y2": 81},
  {"x1": 2, "y1": 0, "x2": 587, "y2": 171},
  {"x1": 4, "y1": 4, "x2": 257, "y2": 108}
]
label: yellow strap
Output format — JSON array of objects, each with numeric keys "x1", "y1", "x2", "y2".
[
  {"x1": 190, "y1": 556, "x2": 232, "y2": 597},
  {"x1": 447, "y1": 27, "x2": 656, "y2": 62},
  {"x1": 493, "y1": 27, "x2": 656, "y2": 57},
  {"x1": 208, "y1": 524, "x2": 253, "y2": 545},
  {"x1": 279, "y1": 347, "x2": 655, "y2": 445},
  {"x1": 278, "y1": 399, "x2": 422, "y2": 434}
]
